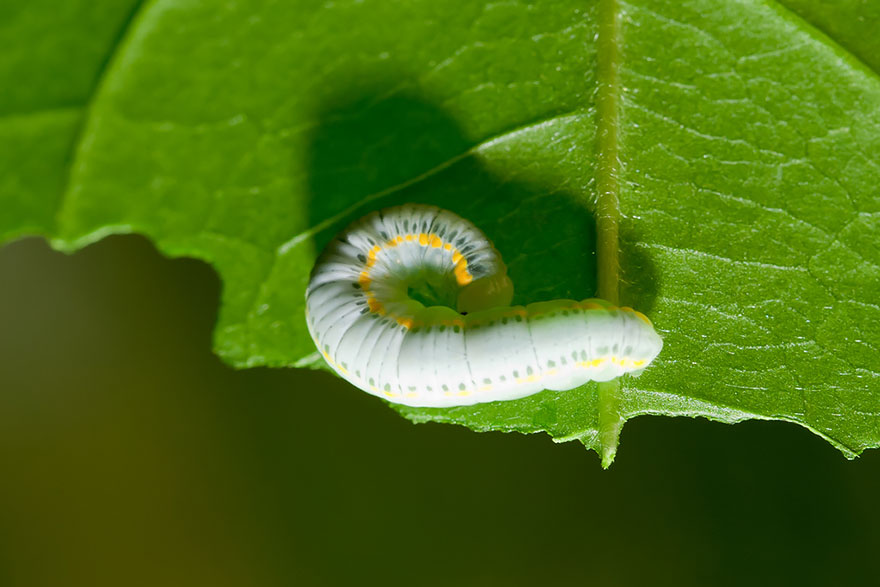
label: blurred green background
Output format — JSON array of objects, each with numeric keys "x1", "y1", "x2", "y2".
[{"x1": 1, "y1": 234, "x2": 877, "y2": 585}]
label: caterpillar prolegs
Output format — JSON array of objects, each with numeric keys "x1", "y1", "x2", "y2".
[{"x1": 305, "y1": 204, "x2": 663, "y2": 408}]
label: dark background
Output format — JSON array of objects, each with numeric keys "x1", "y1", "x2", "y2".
[{"x1": 1, "y1": 234, "x2": 878, "y2": 586}]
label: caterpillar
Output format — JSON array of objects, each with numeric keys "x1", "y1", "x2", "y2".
[{"x1": 305, "y1": 204, "x2": 663, "y2": 408}]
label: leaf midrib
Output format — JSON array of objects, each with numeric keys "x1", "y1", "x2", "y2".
[{"x1": 594, "y1": 0, "x2": 624, "y2": 467}]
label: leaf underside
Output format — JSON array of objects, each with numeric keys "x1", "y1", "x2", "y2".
[{"x1": 1, "y1": 0, "x2": 878, "y2": 462}]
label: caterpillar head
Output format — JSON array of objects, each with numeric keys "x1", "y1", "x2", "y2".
[{"x1": 455, "y1": 273, "x2": 514, "y2": 314}]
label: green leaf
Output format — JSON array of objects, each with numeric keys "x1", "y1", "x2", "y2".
[
  {"x1": 2, "y1": 0, "x2": 878, "y2": 463},
  {"x1": 0, "y1": 0, "x2": 143, "y2": 240}
]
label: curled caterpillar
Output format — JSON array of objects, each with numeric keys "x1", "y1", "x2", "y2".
[{"x1": 305, "y1": 204, "x2": 663, "y2": 408}]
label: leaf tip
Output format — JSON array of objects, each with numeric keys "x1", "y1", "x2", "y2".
[{"x1": 600, "y1": 444, "x2": 617, "y2": 469}]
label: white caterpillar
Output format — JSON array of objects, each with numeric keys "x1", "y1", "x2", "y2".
[{"x1": 305, "y1": 204, "x2": 662, "y2": 408}]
